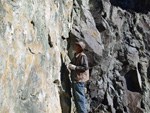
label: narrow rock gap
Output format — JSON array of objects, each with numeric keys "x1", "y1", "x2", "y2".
[
  {"x1": 28, "y1": 47, "x2": 35, "y2": 54},
  {"x1": 59, "y1": 54, "x2": 71, "y2": 113},
  {"x1": 138, "y1": 63, "x2": 142, "y2": 75},
  {"x1": 147, "y1": 62, "x2": 150, "y2": 80},
  {"x1": 141, "y1": 101, "x2": 145, "y2": 109},
  {"x1": 48, "y1": 34, "x2": 53, "y2": 48}
]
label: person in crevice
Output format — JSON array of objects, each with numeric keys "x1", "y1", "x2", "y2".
[{"x1": 68, "y1": 41, "x2": 89, "y2": 113}]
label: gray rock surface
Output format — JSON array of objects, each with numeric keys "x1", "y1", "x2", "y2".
[
  {"x1": 0, "y1": 0, "x2": 150, "y2": 113},
  {"x1": 84, "y1": 0, "x2": 150, "y2": 113},
  {"x1": 0, "y1": 0, "x2": 72, "y2": 113}
]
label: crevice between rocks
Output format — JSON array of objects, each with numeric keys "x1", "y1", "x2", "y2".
[
  {"x1": 48, "y1": 34, "x2": 53, "y2": 48},
  {"x1": 28, "y1": 47, "x2": 35, "y2": 54},
  {"x1": 147, "y1": 61, "x2": 150, "y2": 80},
  {"x1": 125, "y1": 69, "x2": 141, "y2": 93},
  {"x1": 110, "y1": 0, "x2": 150, "y2": 14},
  {"x1": 59, "y1": 54, "x2": 71, "y2": 113},
  {"x1": 31, "y1": 20, "x2": 35, "y2": 29}
]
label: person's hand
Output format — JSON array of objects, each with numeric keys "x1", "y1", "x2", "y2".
[{"x1": 68, "y1": 64, "x2": 76, "y2": 70}]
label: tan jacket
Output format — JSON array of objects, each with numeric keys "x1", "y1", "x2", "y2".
[{"x1": 71, "y1": 51, "x2": 89, "y2": 82}]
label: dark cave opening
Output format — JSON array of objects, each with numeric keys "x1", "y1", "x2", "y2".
[
  {"x1": 125, "y1": 69, "x2": 141, "y2": 92},
  {"x1": 110, "y1": 0, "x2": 150, "y2": 13}
]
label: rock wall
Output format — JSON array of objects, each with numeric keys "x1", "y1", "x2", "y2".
[
  {"x1": 86, "y1": 0, "x2": 150, "y2": 113},
  {"x1": 0, "y1": 0, "x2": 150, "y2": 113},
  {"x1": 0, "y1": 0, "x2": 72, "y2": 113}
]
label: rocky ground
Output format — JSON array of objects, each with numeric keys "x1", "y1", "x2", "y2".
[{"x1": 0, "y1": 0, "x2": 150, "y2": 113}]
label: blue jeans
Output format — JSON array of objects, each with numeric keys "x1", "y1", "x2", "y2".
[{"x1": 72, "y1": 82, "x2": 87, "y2": 113}]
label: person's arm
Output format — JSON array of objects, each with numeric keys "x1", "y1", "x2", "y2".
[
  {"x1": 75, "y1": 55, "x2": 88, "y2": 71},
  {"x1": 68, "y1": 56, "x2": 76, "y2": 70}
]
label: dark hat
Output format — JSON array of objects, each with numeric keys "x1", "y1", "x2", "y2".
[{"x1": 75, "y1": 41, "x2": 86, "y2": 50}]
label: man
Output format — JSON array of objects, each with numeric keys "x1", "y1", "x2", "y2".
[{"x1": 68, "y1": 41, "x2": 89, "y2": 113}]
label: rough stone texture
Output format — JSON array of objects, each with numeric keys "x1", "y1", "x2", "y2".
[
  {"x1": 0, "y1": 0, "x2": 72, "y2": 113},
  {"x1": 85, "y1": 0, "x2": 150, "y2": 113},
  {"x1": 0, "y1": 0, "x2": 150, "y2": 113}
]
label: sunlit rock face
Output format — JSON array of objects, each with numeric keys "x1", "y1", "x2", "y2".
[
  {"x1": 0, "y1": 0, "x2": 73, "y2": 113},
  {"x1": 0, "y1": 0, "x2": 150, "y2": 113}
]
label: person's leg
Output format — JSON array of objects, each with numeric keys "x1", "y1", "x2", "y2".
[
  {"x1": 73, "y1": 82, "x2": 87, "y2": 113},
  {"x1": 72, "y1": 82, "x2": 79, "y2": 112}
]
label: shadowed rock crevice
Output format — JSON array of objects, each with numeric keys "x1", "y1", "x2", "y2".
[
  {"x1": 67, "y1": 33, "x2": 77, "y2": 59},
  {"x1": 59, "y1": 54, "x2": 71, "y2": 113},
  {"x1": 28, "y1": 47, "x2": 35, "y2": 54},
  {"x1": 31, "y1": 20, "x2": 35, "y2": 28},
  {"x1": 110, "y1": 0, "x2": 150, "y2": 13},
  {"x1": 48, "y1": 34, "x2": 53, "y2": 48},
  {"x1": 125, "y1": 69, "x2": 141, "y2": 92},
  {"x1": 147, "y1": 62, "x2": 150, "y2": 80}
]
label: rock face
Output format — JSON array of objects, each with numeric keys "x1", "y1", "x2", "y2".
[
  {"x1": 86, "y1": 0, "x2": 150, "y2": 113},
  {"x1": 0, "y1": 0, "x2": 72, "y2": 113},
  {"x1": 0, "y1": 0, "x2": 150, "y2": 113}
]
